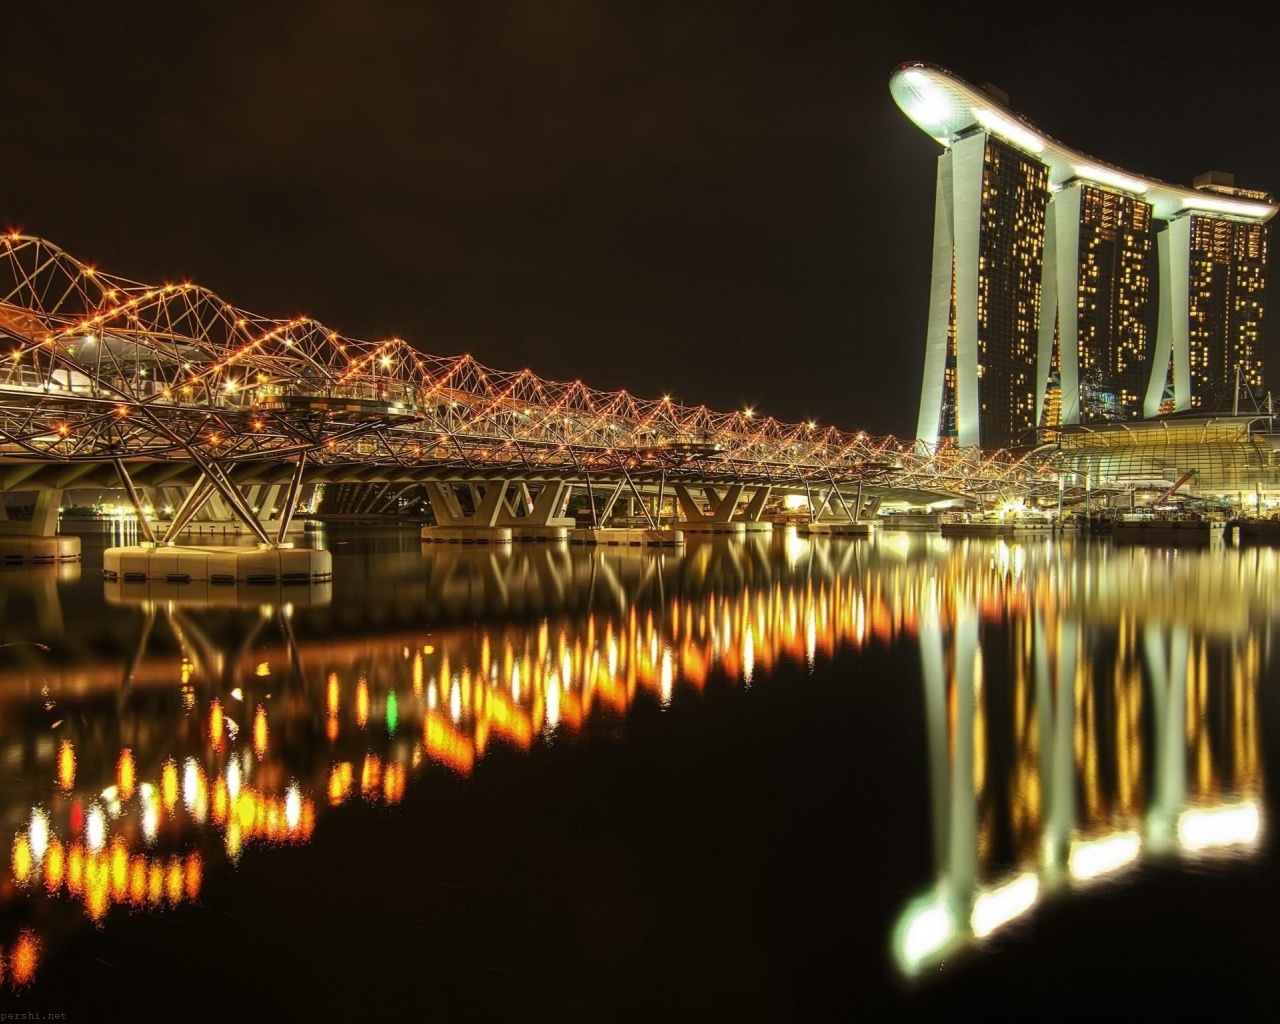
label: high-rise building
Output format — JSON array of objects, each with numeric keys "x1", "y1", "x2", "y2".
[
  {"x1": 1143, "y1": 172, "x2": 1270, "y2": 415},
  {"x1": 1042, "y1": 184, "x2": 1152, "y2": 425},
  {"x1": 890, "y1": 63, "x2": 1277, "y2": 451}
]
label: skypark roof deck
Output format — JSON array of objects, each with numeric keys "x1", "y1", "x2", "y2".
[{"x1": 889, "y1": 62, "x2": 1278, "y2": 224}]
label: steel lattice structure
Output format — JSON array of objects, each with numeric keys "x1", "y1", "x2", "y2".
[{"x1": 0, "y1": 232, "x2": 1046, "y2": 508}]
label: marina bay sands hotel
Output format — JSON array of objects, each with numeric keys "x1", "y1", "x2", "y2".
[{"x1": 891, "y1": 63, "x2": 1278, "y2": 452}]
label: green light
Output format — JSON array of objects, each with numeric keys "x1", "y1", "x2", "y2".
[{"x1": 386, "y1": 690, "x2": 398, "y2": 735}]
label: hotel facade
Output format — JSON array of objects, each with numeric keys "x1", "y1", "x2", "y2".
[{"x1": 890, "y1": 63, "x2": 1277, "y2": 452}]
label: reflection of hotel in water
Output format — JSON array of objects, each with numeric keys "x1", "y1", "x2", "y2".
[
  {"x1": 896, "y1": 541, "x2": 1267, "y2": 976},
  {"x1": 0, "y1": 535, "x2": 1273, "y2": 986}
]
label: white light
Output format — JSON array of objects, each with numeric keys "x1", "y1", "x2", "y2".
[
  {"x1": 971, "y1": 873, "x2": 1039, "y2": 938},
  {"x1": 1183, "y1": 193, "x2": 1274, "y2": 218},
  {"x1": 899, "y1": 71, "x2": 954, "y2": 129},
  {"x1": 1075, "y1": 163, "x2": 1149, "y2": 196},
  {"x1": 183, "y1": 757, "x2": 199, "y2": 810},
  {"x1": 28, "y1": 808, "x2": 49, "y2": 862},
  {"x1": 901, "y1": 902, "x2": 956, "y2": 969},
  {"x1": 227, "y1": 760, "x2": 241, "y2": 799},
  {"x1": 142, "y1": 798, "x2": 158, "y2": 844},
  {"x1": 1177, "y1": 802, "x2": 1260, "y2": 851},
  {"x1": 974, "y1": 107, "x2": 1045, "y2": 155},
  {"x1": 86, "y1": 803, "x2": 106, "y2": 852},
  {"x1": 1068, "y1": 831, "x2": 1140, "y2": 881},
  {"x1": 285, "y1": 783, "x2": 302, "y2": 830}
]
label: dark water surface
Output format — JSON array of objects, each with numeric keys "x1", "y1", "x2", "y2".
[{"x1": 0, "y1": 528, "x2": 1276, "y2": 1018}]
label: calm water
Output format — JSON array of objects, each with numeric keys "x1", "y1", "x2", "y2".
[{"x1": 0, "y1": 527, "x2": 1276, "y2": 1017}]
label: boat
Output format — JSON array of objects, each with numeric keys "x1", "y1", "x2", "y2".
[
  {"x1": 1111, "y1": 512, "x2": 1225, "y2": 546},
  {"x1": 939, "y1": 512, "x2": 1057, "y2": 538},
  {"x1": 1229, "y1": 517, "x2": 1280, "y2": 544},
  {"x1": 879, "y1": 511, "x2": 944, "y2": 532}
]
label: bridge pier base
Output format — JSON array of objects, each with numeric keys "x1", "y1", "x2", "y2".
[
  {"x1": 678, "y1": 520, "x2": 775, "y2": 537},
  {"x1": 102, "y1": 544, "x2": 333, "y2": 583},
  {"x1": 569, "y1": 528, "x2": 684, "y2": 547},
  {"x1": 421, "y1": 526, "x2": 514, "y2": 545},
  {"x1": 0, "y1": 535, "x2": 81, "y2": 565},
  {"x1": 797, "y1": 521, "x2": 880, "y2": 536},
  {"x1": 511, "y1": 525, "x2": 570, "y2": 543}
]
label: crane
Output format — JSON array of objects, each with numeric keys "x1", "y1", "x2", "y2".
[{"x1": 1153, "y1": 469, "x2": 1199, "y2": 508}]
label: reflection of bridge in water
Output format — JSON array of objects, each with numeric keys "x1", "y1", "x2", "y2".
[{"x1": 0, "y1": 532, "x2": 1274, "y2": 987}]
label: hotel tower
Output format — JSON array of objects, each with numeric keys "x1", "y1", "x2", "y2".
[{"x1": 890, "y1": 63, "x2": 1277, "y2": 451}]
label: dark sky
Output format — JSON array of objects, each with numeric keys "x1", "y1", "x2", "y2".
[{"x1": 4, "y1": 2, "x2": 1279, "y2": 438}]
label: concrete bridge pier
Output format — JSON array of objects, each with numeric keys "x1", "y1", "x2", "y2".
[
  {"x1": 102, "y1": 458, "x2": 331, "y2": 584},
  {"x1": 570, "y1": 476, "x2": 683, "y2": 547},
  {"x1": 498, "y1": 481, "x2": 576, "y2": 541},
  {"x1": 672, "y1": 483, "x2": 773, "y2": 537},
  {"x1": 799, "y1": 482, "x2": 880, "y2": 537},
  {"x1": 422, "y1": 481, "x2": 514, "y2": 544},
  {"x1": 0, "y1": 489, "x2": 80, "y2": 563}
]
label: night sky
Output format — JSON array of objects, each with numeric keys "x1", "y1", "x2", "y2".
[{"x1": 4, "y1": 3, "x2": 1279, "y2": 439}]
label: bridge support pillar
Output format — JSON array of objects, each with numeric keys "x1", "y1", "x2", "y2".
[
  {"x1": 740, "y1": 485, "x2": 773, "y2": 522},
  {"x1": 674, "y1": 483, "x2": 773, "y2": 536},
  {"x1": 798, "y1": 483, "x2": 879, "y2": 536},
  {"x1": 0, "y1": 490, "x2": 81, "y2": 562},
  {"x1": 30, "y1": 490, "x2": 62, "y2": 537},
  {"x1": 423, "y1": 482, "x2": 516, "y2": 544},
  {"x1": 490, "y1": 481, "x2": 576, "y2": 541}
]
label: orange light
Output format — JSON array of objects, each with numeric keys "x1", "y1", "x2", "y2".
[
  {"x1": 161, "y1": 759, "x2": 178, "y2": 812},
  {"x1": 128, "y1": 856, "x2": 147, "y2": 905},
  {"x1": 147, "y1": 862, "x2": 164, "y2": 904},
  {"x1": 356, "y1": 678, "x2": 369, "y2": 729},
  {"x1": 67, "y1": 844, "x2": 85, "y2": 895},
  {"x1": 86, "y1": 854, "x2": 110, "y2": 920},
  {"x1": 9, "y1": 929, "x2": 39, "y2": 987},
  {"x1": 253, "y1": 705, "x2": 268, "y2": 757},
  {"x1": 236, "y1": 792, "x2": 256, "y2": 831},
  {"x1": 299, "y1": 799, "x2": 316, "y2": 840},
  {"x1": 110, "y1": 839, "x2": 128, "y2": 900},
  {"x1": 117, "y1": 749, "x2": 136, "y2": 800},
  {"x1": 210, "y1": 699, "x2": 224, "y2": 747},
  {"x1": 383, "y1": 762, "x2": 406, "y2": 804},
  {"x1": 360, "y1": 754, "x2": 382, "y2": 797},
  {"x1": 212, "y1": 777, "x2": 229, "y2": 825},
  {"x1": 166, "y1": 859, "x2": 183, "y2": 903},
  {"x1": 328, "y1": 763, "x2": 352, "y2": 806},
  {"x1": 11, "y1": 834, "x2": 32, "y2": 885},
  {"x1": 56, "y1": 739, "x2": 76, "y2": 789},
  {"x1": 185, "y1": 853, "x2": 202, "y2": 899},
  {"x1": 42, "y1": 837, "x2": 64, "y2": 892}
]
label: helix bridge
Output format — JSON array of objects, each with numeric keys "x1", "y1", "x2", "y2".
[{"x1": 0, "y1": 231, "x2": 1053, "y2": 551}]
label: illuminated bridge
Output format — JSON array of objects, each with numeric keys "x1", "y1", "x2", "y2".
[{"x1": 0, "y1": 233, "x2": 1049, "y2": 567}]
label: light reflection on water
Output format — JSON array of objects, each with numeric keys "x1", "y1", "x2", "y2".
[{"x1": 0, "y1": 530, "x2": 1274, "y2": 1000}]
